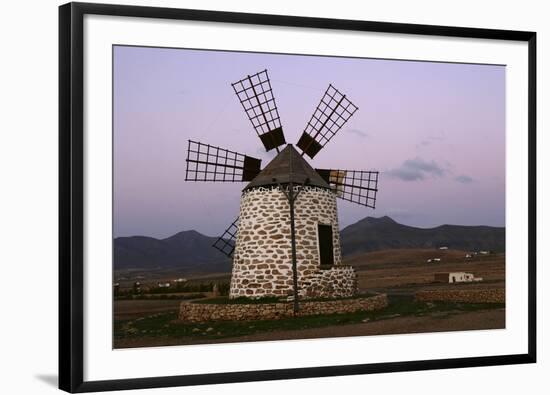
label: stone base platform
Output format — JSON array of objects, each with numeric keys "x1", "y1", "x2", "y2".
[{"x1": 178, "y1": 294, "x2": 388, "y2": 323}]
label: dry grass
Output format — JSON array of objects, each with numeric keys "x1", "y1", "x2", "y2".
[
  {"x1": 344, "y1": 249, "x2": 505, "y2": 290},
  {"x1": 114, "y1": 270, "x2": 231, "y2": 289},
  {"x1": 114, "y1": 299, "x2": 184, "y2": 320}
]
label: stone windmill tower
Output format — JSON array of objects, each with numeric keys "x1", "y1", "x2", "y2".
[{"x1": 185, "y1": 70, "x2": 379, "y2": 308}]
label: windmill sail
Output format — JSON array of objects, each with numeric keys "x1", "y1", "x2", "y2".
[
  {"x1": 185, "y1": 140, "x2": 262, "y2": 182},
  {"x1": 297, "y1": 84, "x2": 358, "y2": 159},
  {"x1": 316, "y1": 168, "x2": 378, "y2": 208},
  {"x1": 212, "y1": 217, "x2": 239, "y2": 258},
  {"x1": 231, "y1": 70, "x2": 286, "y2": 152}
]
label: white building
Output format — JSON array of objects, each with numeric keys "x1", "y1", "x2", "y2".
[{"x1": 434, "y1": 272, "x2": 483, "y2": 283}]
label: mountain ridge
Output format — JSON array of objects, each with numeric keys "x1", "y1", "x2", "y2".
[
  {"x1": 114, "y1": 217, "x2": 505, "y2": 271},
  {"x1": 114, "y1": 230, "x2": 232, "y2": 271},
  {"x1": 340, "y1": 216, "x2": 504, "y2": 256}
]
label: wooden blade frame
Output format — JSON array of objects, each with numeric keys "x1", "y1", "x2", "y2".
[
  {"x1": 185, "y1": 140, "x2": 261, "y2": 182},
  {"x1": 297, "y1": 84, "x2": 358, "y2": 159},
  {"x1": 212, "y1": 217, "x2": 239, "y2": 258},
  {"x1": 316, "y1": 168, "x2": 379, "y2": 208},
  {"x1": 232, "y1": 70, "x2": 286, "y2": 152}
]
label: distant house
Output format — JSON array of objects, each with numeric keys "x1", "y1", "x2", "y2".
[
  {"x1": 173, "y1": 278, "x2": 187, "y2": 283},
  {"x1": 465, "y1": 254, "x2": 472, "y2": 258},
  {"x1": 427, "y1": 258, "x2": 441, "y2": 263},
  {"x1": 439, "y1": 246, "x2": 449, "y2": 250},
  {"x1": 434, "y1": 272, "x2": 483, "y2": 283},
  {"x1": 479, "y1": 250, "x2": 490, "y2": 255},
  {"x1": 157, "y1": 282, "x2": 171, "y2": 288}
]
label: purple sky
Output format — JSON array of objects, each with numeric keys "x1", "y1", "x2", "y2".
[{"x1": 114, "y1": 45, "x2": 505, "y2": 239}]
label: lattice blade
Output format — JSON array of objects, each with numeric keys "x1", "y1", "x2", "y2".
[
  {"x1": 316, "y1": 168, "x2": 378, "y2": 208},
  {"x1": 212, "y1": 217, "x2": 239, "y2": 258},
  {"x1": 298, "y1": 85, "x2": 359, "y2": 159},
  {"x1": 232, "y1": 70, "x2": 286, "y2": 152},
  {"x1": 185, "y1": 140, "x2": 262, "y2": 182}
]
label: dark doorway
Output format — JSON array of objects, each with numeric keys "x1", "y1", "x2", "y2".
[{"x1": 318, "y1": 224, "x2": 334, "y2": 267}]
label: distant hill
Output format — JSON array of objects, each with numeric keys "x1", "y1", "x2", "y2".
[
  {"x1": 114, "y1": 230, "x2": 231, "y2": 272},
  {"x1": 114, "y1": 216, "x2": 504, "y2": 271},
  {"x1": 340, "y1": 216, "x2": 505, "y2": 256}
]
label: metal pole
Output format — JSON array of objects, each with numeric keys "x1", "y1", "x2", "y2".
[
  {"x1": 274, "y1": 186, "x2": 307, "y2": 314},
  {"x1": 288, "y1": 181, "x2": 299, "y2": 314},
  {"x1": 274, "y1": 148, "x2": 308, "y2": 317}
]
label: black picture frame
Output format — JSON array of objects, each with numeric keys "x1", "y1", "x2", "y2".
[{"x1": 59, "y1": 2, "x2": 537, "y2": 392}]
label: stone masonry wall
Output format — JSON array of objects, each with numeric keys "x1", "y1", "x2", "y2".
[
  {"x1": 301, "y1": 266, "x2": 357, "y2": 298},
  {"x1": 230, "y1": 186, "x2": 351, "y2": 299},
  {"x1": 415, "y1": 288, "x2": 505, "y2": 304},
  {"x1": 179, "y1": 294, "x2": 388, "y2": 322}
]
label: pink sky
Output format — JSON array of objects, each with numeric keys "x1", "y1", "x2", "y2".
[{"x1": 114, "y1": 45, "x2": 505, "y2": 238}]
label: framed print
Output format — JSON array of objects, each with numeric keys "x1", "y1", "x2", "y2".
[{"x1": 59, "y1": 2, "x2": 537, "y2": 392}]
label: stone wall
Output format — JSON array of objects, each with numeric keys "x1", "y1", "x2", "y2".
[
  {"x1": 415, "y1": 288, "x2": 505, "y2": 304},
  {"x1": 230, "y1": 186, "x2": 348, "y2": 299},
  {"x1": 301, "y1": 266, "x2": 357, "y2": 298},
  {"x1": 179, "y1": 294, "x2": 388, "y2": 323}
]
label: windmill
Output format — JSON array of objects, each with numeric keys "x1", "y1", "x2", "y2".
[{"x1": 185, "y1": 70, "x2": 379, "y2": 311}]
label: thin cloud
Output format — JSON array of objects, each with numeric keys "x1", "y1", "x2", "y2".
[
  {"x1": 427, "y1": 131, "x2": 447, "y2": 142},
  {"x1": 455, "y1": 175, "x2": 474, "y2": 184},
  {"x1": 416, "y1": 140, "x2": 431, "y2": 150},
  {"x1": 386, "y1": 157, "x2": 446, "y2": 181},
  {"x1": 386, "y1": 167, "x2": 425, "y2": 181},
  {"x1": 416, "y1": 131, "x2": 446, "y2": 150},
  {"x1": 347, "y1": 128, "x2": 369, "y2": 138}
]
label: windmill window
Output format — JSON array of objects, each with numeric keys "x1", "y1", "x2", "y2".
[{"x1": 318, "y1": 224, "x2": 334, "y2": 269}]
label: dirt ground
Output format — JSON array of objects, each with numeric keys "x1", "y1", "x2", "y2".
[
  {"x1": 225, "y1": 308, "x2": 505, "y2": 343},
  {"x1": 114, "y1": 300, "x2": 183, "y2": 320},
  {"x1": 114, "y1": 308, "x2": 504, "y2": 348},
  {"x1": 348, "y1": 249, "x2": 505, "y2": 292}
]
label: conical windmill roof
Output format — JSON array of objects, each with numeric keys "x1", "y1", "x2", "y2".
[{"x1": 244, "y1": 144, "x2": 330, "y2": 190}]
